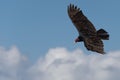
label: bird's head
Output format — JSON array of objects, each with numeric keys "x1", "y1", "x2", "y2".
[
  {"x1": 75, "y1": 36, "x2": 83, "y2": 43},
  {"x1": 75, "y1": 38, "x2": 80, "y2": 43}
]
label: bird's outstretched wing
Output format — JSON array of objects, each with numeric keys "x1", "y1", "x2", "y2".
[
  {"x1": 68, "y1": 4, "x2": 105, "y2": 54},
  {"x1": 84, "y1": 37, "x2": 105, "y2": 54},
  {"x1": 67, "y1": 4, "x2": 96, "y2": 36}
]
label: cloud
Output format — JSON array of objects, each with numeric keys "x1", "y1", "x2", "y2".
[
  {"x1": 0, "y1": 46, "x2": 27, "y2": 80},
  {"x1": 0, "y1": 46, "x2": 120, "y2": 80},
  {"x1": 28, "y1": 47, "x2": 120, "y2": 80}
]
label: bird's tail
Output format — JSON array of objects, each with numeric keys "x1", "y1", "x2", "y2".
[{"x1": 97, "y1": 29, "x2": 109, "y2": 40}]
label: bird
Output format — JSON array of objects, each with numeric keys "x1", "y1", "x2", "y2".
[{"x1": 67, "y1": 4, "x2": 109, "y2": 54}]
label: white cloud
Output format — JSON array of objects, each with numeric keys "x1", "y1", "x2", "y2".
[
  {"x1": 0, "y1": 46, "x2": 120, "y2": 80},
  {"x1": 28, "y1": 47, "x2": 120, "y2": 80},
  {"x1": 0, "y1": 46, "x2": 27, "y2": 80}
]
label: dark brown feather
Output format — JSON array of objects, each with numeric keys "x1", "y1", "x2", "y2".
[
  {"x1": 68, "y1": 4, "x2": 105, "y2": 54},
  {"x1": 84, "y1": 37, "x2": 105, "y2": 54},
  {"x1": 68, "y1": 4, "x2": 96, "y2": 36}
]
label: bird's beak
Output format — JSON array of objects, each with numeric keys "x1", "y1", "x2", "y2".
[{"x1": 74, "y1": 41, "x2": 77, "y2": 44}]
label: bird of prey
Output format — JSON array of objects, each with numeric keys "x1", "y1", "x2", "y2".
[{"x1": 67, "y1": 4, "x2": 109, "y2": 54}]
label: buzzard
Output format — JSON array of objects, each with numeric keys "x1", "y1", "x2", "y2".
[{"x1": 67, "y1": 4, "x2": 109, "y2": 54}]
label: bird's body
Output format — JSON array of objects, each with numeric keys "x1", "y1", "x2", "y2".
[{"x1": 67, "y1": 4, "x2": 109, "y2": 54}]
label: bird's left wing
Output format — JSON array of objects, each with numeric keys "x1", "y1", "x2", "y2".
[{"x1": 84, "y1": 37, "x2": 105, "y2": 54}]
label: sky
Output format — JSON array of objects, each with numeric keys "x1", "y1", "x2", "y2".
[{"x1": 0, "y1": 0, "x2": 120, "y2": 80}]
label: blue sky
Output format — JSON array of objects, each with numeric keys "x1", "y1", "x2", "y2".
[{"x1": 0, "y1": 0, "x2": 120, "y2": 63}]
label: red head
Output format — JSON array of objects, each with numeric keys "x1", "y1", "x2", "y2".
[
  {"x1": 75, "y1": 38, "x2": 80, "y2": 43},
  {"x1": 75, "y1": 36, "x2": 83, "y2": 43}
]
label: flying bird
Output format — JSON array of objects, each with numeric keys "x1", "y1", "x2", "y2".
[{"x1": 67, "y1": 4, "x2": 109, "y2": 54}]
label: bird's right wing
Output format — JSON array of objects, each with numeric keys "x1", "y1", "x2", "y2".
[{"x1": 68, "y1": 4, "x2": 96, "y2": 36}]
